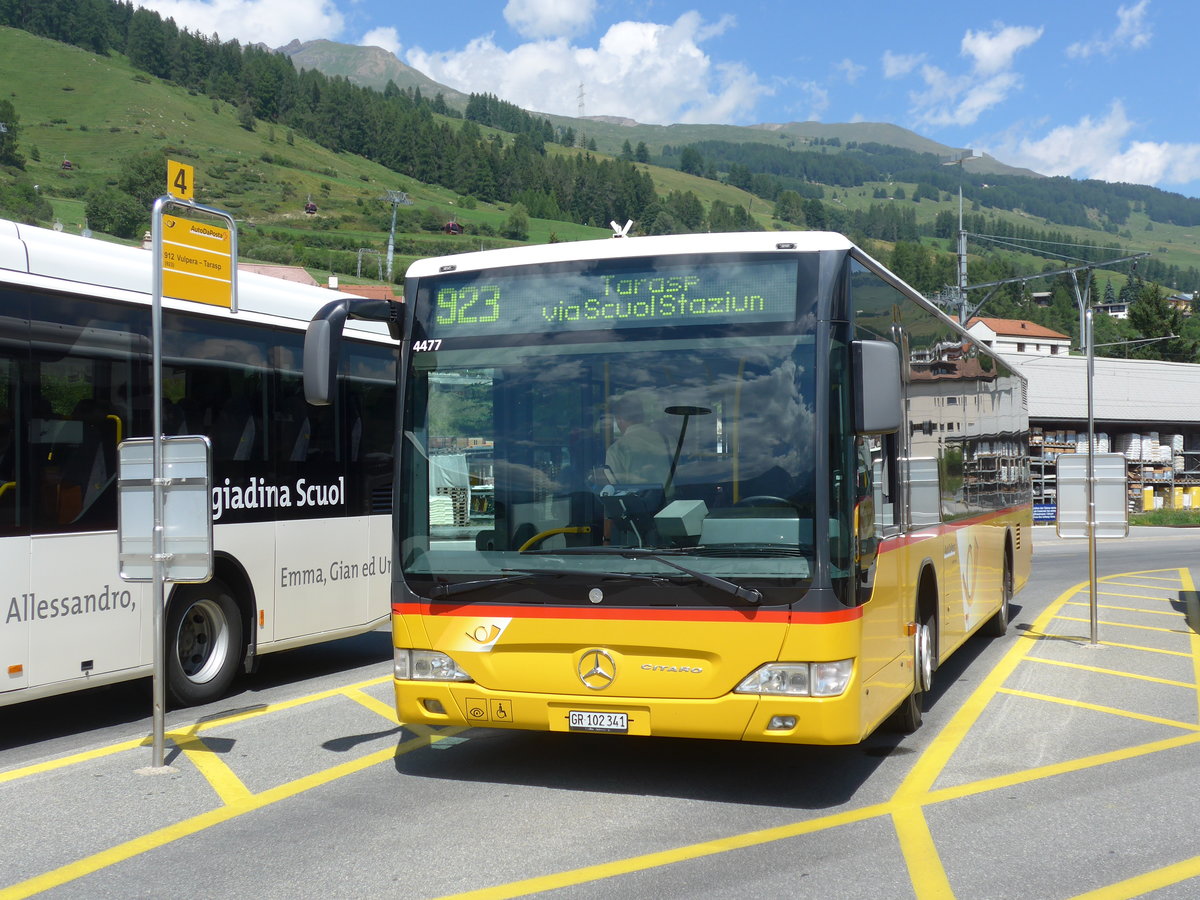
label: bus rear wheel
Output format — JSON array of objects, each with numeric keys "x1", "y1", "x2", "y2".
[
  {"x1": 983, "y1": 553, "x2": 1013, "y2": 637},
  {"x1": 166, "y1": 579, "x2": 244, "y2": 707}
]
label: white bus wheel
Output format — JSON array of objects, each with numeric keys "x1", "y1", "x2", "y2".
[{"x1": 166, "y1": 580, "x2": 244, "y2": 707}]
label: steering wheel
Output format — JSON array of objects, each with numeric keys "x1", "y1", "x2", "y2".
[{"x1": 733, "y1": 495, "x2": 804, "y2": 514}]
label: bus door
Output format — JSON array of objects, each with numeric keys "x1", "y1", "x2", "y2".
[{"x1": 0, "y1": 346, "x2": 29, "y2": 693}]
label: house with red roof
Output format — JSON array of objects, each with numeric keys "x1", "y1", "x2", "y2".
[{"x1": 965, "y1": 317, "x2": 1071, "y2": 357}]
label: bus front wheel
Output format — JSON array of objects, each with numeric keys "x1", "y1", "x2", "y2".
[
  {"x1": 166, "y1": 579, "x2": 244, "y2": 707},
  {"x1": 888, "y1": 615, "x2": 933, "y2": 734}
]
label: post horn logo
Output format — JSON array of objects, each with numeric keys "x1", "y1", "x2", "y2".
[{"x1": 578, "y1": 649, "x2": 616, "y2": 690}]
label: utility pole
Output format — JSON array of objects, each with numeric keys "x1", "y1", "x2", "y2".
[{"x1": 380, "y1": 190, "x2": 412, "y2": 283}]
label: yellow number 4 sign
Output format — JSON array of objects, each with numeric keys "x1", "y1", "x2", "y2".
[{"x1": 167, "y1": 159, "x2": 194, "y2": 201}]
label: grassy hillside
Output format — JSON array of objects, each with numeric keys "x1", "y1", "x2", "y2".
[{"x1": 2, "y1": 24, "x2": 1198, "y2": 298}]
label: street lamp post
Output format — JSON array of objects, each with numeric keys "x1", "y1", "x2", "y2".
[{"x1": 1069, "y1": 269, "x2": 1100, "y2": 645}]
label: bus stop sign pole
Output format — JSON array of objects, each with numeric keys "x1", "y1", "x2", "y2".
[{"x1": 143, "y1": 194, "x2": 236, "y2": 769}]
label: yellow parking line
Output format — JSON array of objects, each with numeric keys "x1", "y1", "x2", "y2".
[
  {"x1": 924, "y1": 732, "x2": 1200, "y2": 807},
  {"x1": 0, "y1": 675, "x2": 394, "y2": 787},
  {"x1": 1182, "y1": 568, "x2": 1200, "y2": 726},
  {"x1": 1102, "y1": 575, "x2": 1182, "y2": 585},
  {"x1": 1066, "y1": 601, "x2": 1185, "y2": 618},
  {"x1": 0, "y1": 726, "x2": 464, "y2": 900},
  {"x1": 1092, "y1": 639, "x2": 1193, "y2": 657},
  {"x1": 1055, "y1": 615, "x2": 1189, "y2": 636},
  {"x1": 0, "y1": 737, "x2": 146, "y2": 784},
  {"x1": 342, "y1": 686, "x2": 400, "y2": 725},
  {"x1": 997, "y1": 687, "x2": 1200, "y2": 731},
  {"x1": 170, "y1": 733, "x2": 253, "y2": 806},
  {"x1": 1024, "y1": 656, "x2": 1196, "y2": 689},
  {"x1": 1095, "y1": 590, "x2": 1181, "y2": 603},
  {"x1": 437, "y1": 804, "x2": 889, "y2": 900},
  {"x1": 891, "y1": 806, "x2": 954, "y2": 900},
  {"x1": 1069, "y1": 853, "x2": 1200, "y2": 899}
]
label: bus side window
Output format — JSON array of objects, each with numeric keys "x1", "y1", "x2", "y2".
[{"x1": 0, "y1": 358, "x2": 17, "y2": 534}]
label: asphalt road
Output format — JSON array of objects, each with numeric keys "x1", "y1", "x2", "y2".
[{"x1": 2, "y1": 525, "x2": 1200, "y2": 899}]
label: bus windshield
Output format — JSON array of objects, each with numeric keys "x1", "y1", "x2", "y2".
[{"x1": 401, "y1": 253, "x2": 826, "y2": 593}]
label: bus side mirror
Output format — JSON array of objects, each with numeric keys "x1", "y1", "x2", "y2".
[
  {"x1": 303, "y1": 298, "x2": 405, "y2": 406},
  {"x1": 304, "y1": 299, "x2": 350, "y2": 406},
  {"x1": 852, "y1": 339, "x2": 901, "y2": 434}
]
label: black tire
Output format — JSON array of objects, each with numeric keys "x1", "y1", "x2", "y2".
[
  {"x1": 982, "y1": 552, "x2": 1013, "y2": 638},
  {"x1": 887, "y1": 615, "x2": 933, "y2": 734},
  {"x1": 166, "y1": 578, "x2": 244, "y2": 707}
]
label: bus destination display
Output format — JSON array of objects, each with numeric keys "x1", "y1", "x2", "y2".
[{"x1": 422, "y1": 256, "x2": 799, "y2": 337}]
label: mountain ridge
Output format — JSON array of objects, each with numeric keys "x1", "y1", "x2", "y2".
[{"x1": 279, "y1": 38, "x2": 1038, "y2": 180}]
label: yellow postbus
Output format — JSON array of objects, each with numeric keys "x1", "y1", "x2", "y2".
[{"x1": 305, "y1": 231, "x2": 1032, "y2": 744}]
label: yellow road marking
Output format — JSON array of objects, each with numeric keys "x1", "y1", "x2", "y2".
[
  {"x1": 923, "y1": 732, "x2": 1200, "y2": 806},
  {"x1": 1089, "y1": 639, "x2": 1193, "y2": 657},
  {"x1": 891, "y1": 806, "x2": 954, "y2": 900},
  {"x1": 437, "y1": 804, "x2": 890, "y2": 900},
  {"x1": 0, "y1": 726, "x2": 465, "y2": 900},
  {"x1": 0, "y1": 675, "x2": 392, "y2": 786},
  {"x1": 1024, "y1": 656, "x2": 1196, "y2": 689},
  {"x1": 170, "y1": 733, "x2": 253, "y2": 806},
  {"x1": 1183, "y1": 568, "x2": 1200, "y2": 728},
  {"x1": 1069, "y1": 853, "x2": 1200, "y2": 899},
  {"x1": 1054, "y1": 615, "x2": 1190, "y2": 636},
  {"x1": 1065, "y1": 601, "x2": 1185, "y2": 618},
  {"x1": 1094, "y1": 589, "x2": 1181, "y2": 602},
  {"x1": 997, "y1": 688, "x2": 1200, "y2": 731},
  {"x1": 6, "y1": 570, "x2": 1200, "y2": 899},
  {"x1": 342, "y1": 686, "x2": 400, "y2": 724}
]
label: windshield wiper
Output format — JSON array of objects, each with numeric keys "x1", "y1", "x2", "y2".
[
  {"x1": 521, "y1": 547, "x2": 761, "y2": 604},
  {"x1": 621, "y1": 551, "x2": 762, "y2": 605},
  {"x1": 426, "y1": 572, "x2": 536, "y2": 599}
]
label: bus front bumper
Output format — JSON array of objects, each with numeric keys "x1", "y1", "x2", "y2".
[{"x1": 395, "y1": 680, "x2": 872, "y2": 746}]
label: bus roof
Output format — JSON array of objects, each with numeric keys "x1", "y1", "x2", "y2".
[
  {"x1": 0, "y1": 216, "x2": 391, "y2": 336},
  {"x1": 404, "y1": 231, "x2": 856, "y2": 279}
]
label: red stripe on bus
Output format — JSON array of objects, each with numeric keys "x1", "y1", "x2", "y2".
[
  {"x1": 392, "y1": 602, "x2": 862, "y2": 625},
  {"x1": 878, "y1": 504, "x2": 1029, "y2": 553}
]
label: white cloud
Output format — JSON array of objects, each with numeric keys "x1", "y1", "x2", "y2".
[
  {"x1": 882, "y1": 51, "x2": 923, "y2": 79},
  {"x1": 835, "y1": 58, "x2": 865, "y2": 85},
  {"x1": 961, "y1": 24, "x2": 1042, "y2": 75},
  {"x1": 984, "y1": 100, "x2": 1200, "y2": 189},
  {"x1": 360, "y1": 26, "x2": 401, "y2": 56},
  {"x1": 133, "y1": 0, "x2": 342, "y2": 47},
  {"x1": 504, "y1": 0, "x2": 595, "y2": 40},
  {"x1": 902, "y1": 23, "x2": 1041, "y2": 127},
  {"x1": 406, "y1": 12, "x2": 769, "y2": 125},
  {"x1": 1067, "y1": 0, "x2": 1152, "y2": 59}
]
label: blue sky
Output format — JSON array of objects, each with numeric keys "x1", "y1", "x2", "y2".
[{"x1": 137, "y1": 0, "x2": 1200, "y2": 197}]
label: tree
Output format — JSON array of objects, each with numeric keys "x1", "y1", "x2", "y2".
[
  {"x1": 85, "y1": 188, "x2": 146, "y2": 239},
  {"x1": 620, "y1": 140, "x2": 633, "y2": 160},
  {"x1": 118, "y1": 150, "x2": 170, "y2": 208},
  {"x1": 1128, "y1": 282, "x2": 1195, "y2": 361},
  {"x1": 774, "y1": 190, "x2": 805, "y2": 225},
  {"x1": 679, "y1": 146, "x2": 703, "y2": 176},
  {"x1": 635, "y1": 141, "x2": 650, "y2": 164},
  {"x1": 501, "y1": 203, "x2": 529, "y2": 240},
  {"x1": 0, "y1": 99, "x2": 24, "y2": 168}
]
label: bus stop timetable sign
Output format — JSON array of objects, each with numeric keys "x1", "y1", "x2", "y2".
[{"x1": 161, "y1": 214, "x2": 232, "y2": 308}]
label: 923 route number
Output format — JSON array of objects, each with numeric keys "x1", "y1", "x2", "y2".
[{"x1": 436, "y1": 284, "x2": 501, "y2": 326}]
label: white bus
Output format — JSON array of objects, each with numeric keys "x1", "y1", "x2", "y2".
[{"x1": 0, "y1": 217, "x2": 398, "y2": 707}]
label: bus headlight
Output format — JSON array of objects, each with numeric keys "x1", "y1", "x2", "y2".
[
  {"x1": 395, "y1": 649, "x2": 473, "y2": 682},
  {"x1": 735, "y1": 660, "x2": 853, "y2": 697}
]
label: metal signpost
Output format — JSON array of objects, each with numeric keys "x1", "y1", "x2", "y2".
[{"x1": 117, "y1": 161, "x2": 235, "y2": 769}]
